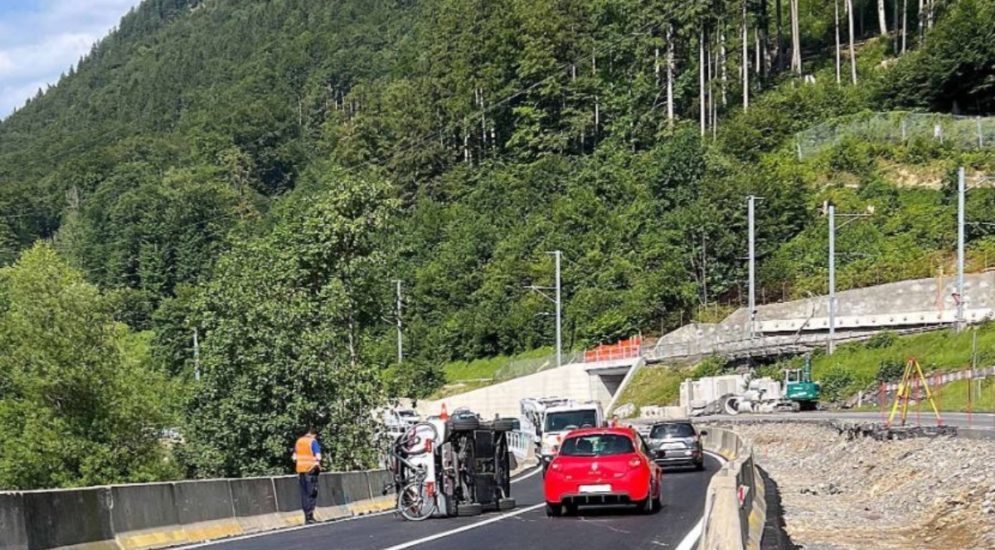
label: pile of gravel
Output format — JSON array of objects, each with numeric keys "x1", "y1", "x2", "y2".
[{"x1": 728, "y1": 423, "x2": 995, "y2": 550}]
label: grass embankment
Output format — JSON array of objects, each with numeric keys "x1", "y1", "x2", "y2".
[
  {"x1": 611, "y1": 358, "x2": 722, "y2": 414},
  {"x1": 777, "y1": 325, "x2": 995, "y2": 412},
  {"x1": 429, "y1": 347, "x2": 555, "y2": 399},
  {"x1": 616, "y1": 327, "x2": 995, "y2": 415}
]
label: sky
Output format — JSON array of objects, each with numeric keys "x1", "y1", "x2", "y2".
[{"x1": 0, "y1": 0, "x2": 140, "y2": 119}]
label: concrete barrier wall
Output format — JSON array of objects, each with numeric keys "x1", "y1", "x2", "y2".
[
  {"x1": 0, "y1": 470, "x2": 395, "y2": 550},
  {"x1": 22, "y1": 487, "x2": 117, "y2": 550},
  {"x1": 0, "y1": 492, "x2": 28, "y2": 550},
  {"x1": 698, "y1": 428, "x2": 767, "y2": 550},
  {"x1": 110, "y1": 483, "x2": 187, "y2": 550},
  {"x1": 173, "y1": 479, "x2": 242, "y2": 543}
]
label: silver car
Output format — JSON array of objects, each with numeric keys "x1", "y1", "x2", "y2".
[{"x1": 647, "y1": 421, "x2": 706, "y2": 470}]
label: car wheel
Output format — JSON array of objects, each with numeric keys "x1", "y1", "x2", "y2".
[
  {"x1": 639, "y1": 483, "x2": 654, "y2": 514},
  {"x1": 545, "y1": 503, "x2": 563, "y2": 517},
  {"x1": 695, "y1": 460, "x2": 705, "y2": 471},
  {"x1": 457, "y1": 502, "x2": 482, "y2": 517},
  {"x1": 498, "y1": 497, "x2": 516, "y2": 510}
]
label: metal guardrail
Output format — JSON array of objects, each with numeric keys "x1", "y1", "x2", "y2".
[{"x1": 795, "y1": 111, "x2": 995, "y2": 160}]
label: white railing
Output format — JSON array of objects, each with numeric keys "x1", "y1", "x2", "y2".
[{"x1": 507, "y1": 430, "x2": 533, "y2": 461}]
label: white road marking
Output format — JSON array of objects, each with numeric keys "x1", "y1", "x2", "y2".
[
  {"x1": 673, "y1": 518, "x2": 703, "y2": 550},
  {"x1": 379, "y1": 503, "x2": 547, "y2": 550},
  {"x1": 511, "y1": 464, "x2": 543, "y2": 484}
]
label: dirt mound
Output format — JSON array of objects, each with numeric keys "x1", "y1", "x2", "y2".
[{"x1": 730, "y1": 424, "x2": 995, "y2": 550}]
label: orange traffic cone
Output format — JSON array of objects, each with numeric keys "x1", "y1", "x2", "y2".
[{"x1": 440, "y1": 403, "x2": 449, "y2": 420}]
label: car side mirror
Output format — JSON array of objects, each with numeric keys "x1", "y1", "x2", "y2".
[{"x1": 699, "y1": 430, "x2": 708, "y2": 436}]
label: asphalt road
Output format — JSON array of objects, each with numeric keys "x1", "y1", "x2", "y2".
[{"x1": 181, "y1": 456, "x2": 721, "y2": 550}]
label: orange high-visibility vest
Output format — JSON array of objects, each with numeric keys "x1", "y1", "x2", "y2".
[{"x1": 294, "y1": 436, "x2": 319, "y2": 474}]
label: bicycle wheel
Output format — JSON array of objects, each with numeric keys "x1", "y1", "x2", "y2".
[
  {"x1": 394, "y1": 422, "x2": 439, "y2": 456},
  {"x1": 398, "y1": 481, "x2": 436, "y2": 521}
]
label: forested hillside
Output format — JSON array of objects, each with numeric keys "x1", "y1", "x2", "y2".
[{"x1": 1, "y1": 0, "x2": 994, "y2": 488}]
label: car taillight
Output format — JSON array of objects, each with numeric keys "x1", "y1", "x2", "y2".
[
  {"x1": 550, "y1": 461, "x2": 562, "y2": 471},
  {"x1": 424, "y1": 438, "x2": 433, "y2": 453},
  {"x1": 426, "y1": 481, "x2": 435, "y2": 497},
  {"x1": 628, "y1": 457, "x2": 643, "y2": 469}
]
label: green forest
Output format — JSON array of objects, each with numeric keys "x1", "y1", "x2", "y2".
[{"x1": 1, "y1": 0, "x2": 994, "y2": 489}]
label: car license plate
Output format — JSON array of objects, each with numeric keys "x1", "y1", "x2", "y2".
[
  {"x1": 663, "y1": 443, "x2": 684, "y2": 450},
  {"x1": 579, "y1": 484, "x2": 611, "y2": 493}
]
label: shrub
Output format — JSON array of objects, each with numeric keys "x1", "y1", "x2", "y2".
[
  {"x1": 866, "y1": 331, "x2": 897, "y2": 349},
  {"x1": 876, "y1": 358, "x2": 906, "y2": 381},
  {"x1": 821, "y1": 365, "x2": 855, "y2": 403}
]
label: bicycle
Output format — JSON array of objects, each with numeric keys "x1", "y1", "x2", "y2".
[{"x1": 387, "y1": 422, "x2": 439, "y2": 521}]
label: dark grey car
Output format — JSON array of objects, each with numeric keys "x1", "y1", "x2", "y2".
[{"x1": 647, "y1": 421, "x2": 706, "y2": 470}]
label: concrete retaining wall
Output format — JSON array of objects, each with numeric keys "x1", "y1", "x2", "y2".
[
  {"x1": 0, "y1": 470, "x2": 395, "y2": 550},
  {"x1": 698, "y1": 428, "x2": 767, "y2": 550}
]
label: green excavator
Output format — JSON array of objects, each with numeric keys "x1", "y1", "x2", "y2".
[{"x1": 783, "y1": 354, "x2": 821, "y2": 411}]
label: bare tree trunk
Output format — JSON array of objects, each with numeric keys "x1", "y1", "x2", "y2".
[
  {"x1": 893, "y1": 0, "x2": 899, "y2": 51},
  {"x1": 754, "y1": 24, "x2": 761, "y2": 75},
  {"x1": 742, "y1": 0, "x2": 750, "y2": 109},
  {"x1": 918, "y1": 0, "x2": 925, "y2": 44},
  {"x1": 878, "y1": 0, "x2": 889, "y2": 36},
  {"x1": 790, "y1": 0, "x2": 801, "y2": 74},
  {"x1": 835, "y1": 0, "x2": 842, "y2": 83},
  {"x1": 847, "y1": 0, "x2": 858, "y2": 84},
  {"x1": 901, "y1": 0, "x2": 908, "y2": 52},
  {"x1": 707, "y1": 39, "x2": 714, "y2": 133},
  {"x1": 775, "y1": 0, "x2": 784, "y2": 71},
  {"x1": 927, "y1": 0, "x2": 934, "y2": 30},
  {"x1": 759, "y1": 0, "x2": 770, "y2": 81},
  {"x1": 720, "y1": 26, "x2": 728, "y2": 107},
  {"x1": 655, "y1": 46, "x2": 661, "y2": 85},
  {"x1": 700, "y1": 27, "x2": 706, "y2": 136},
  {"x1": 667, "y1": 25, "x2": 675, "y2": 127}
]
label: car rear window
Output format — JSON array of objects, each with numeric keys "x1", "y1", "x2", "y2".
[
  {"x1": 559, "y1": 434, "x2": 634, "y2": 457},
  {"x1": 650, "y1": 423, "x2": 696, "y2": 438},
  {"x1": 544, "y1": 410, "x2": 598, "y2": 432}
]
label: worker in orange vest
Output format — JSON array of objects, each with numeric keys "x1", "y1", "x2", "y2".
[{"x1": 292, "y1": 426, "x2": 323, "y2": 525}]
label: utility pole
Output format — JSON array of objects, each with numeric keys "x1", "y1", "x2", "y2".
[
  {"x1": 525, "y1": 251, "x2": 564, "y2": 368},
  {"x1": 193, "y1": 327, "x2": 201, "y2": 381},
  {"x1": 748, "y1": 196, "x2": 758, "y2": 339},
  {"x1": 957, "y1": 167, "x2": 965, "y2": 332},
  {"x1": 828, "y1": 203, "x2": 836, "y2": 355},
  {"x1": 826, "y1": 201, "x2": 874, "y2": 354},
  {"x1": 395, "y1": 280, "x2": 404, "y2": 363},
  {"x1": 554, "y1": 250, "x2": 562, "y2": 369}
]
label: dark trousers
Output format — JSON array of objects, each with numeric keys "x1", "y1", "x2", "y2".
[{"x1": 299, "y1": 472, "x2": 319, "y2": 521}]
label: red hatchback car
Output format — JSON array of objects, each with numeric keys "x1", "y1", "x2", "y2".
[{"x1": 543, "y1": 427, "x2": 662, "y2": 516}]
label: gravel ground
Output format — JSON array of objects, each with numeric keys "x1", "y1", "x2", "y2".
[{"x1": 727, "y1": 423, "x2": 995, "y2": 550}]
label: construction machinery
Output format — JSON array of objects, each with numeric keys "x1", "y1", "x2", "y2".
[
  {"x1": 783, "y1": 355, "x2": 821, "y2": 411},
  {"x1": 682, "y1": 358, "x2": 821, "y2": 416}
]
